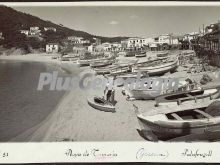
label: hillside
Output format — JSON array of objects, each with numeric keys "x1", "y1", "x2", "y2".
[{"x1": 0, "y1": 5, "x2": 128, "y2": 52}]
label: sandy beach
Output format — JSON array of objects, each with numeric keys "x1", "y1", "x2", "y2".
[{"x1": 1, "y1": 52, "x2": 220, "y2": 142}]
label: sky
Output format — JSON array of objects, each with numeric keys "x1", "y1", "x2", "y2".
[{"x1": 12, "y1": 6, "x2": 220, "y2": 38}]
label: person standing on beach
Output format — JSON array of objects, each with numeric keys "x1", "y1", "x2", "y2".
[{"x1": 103, "y1": 74, "x2": 116, "y2": 103}]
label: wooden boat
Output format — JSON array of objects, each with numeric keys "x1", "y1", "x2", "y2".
[
  {"x1": 125, "y1": 80, "x2": 188, "y2": 100},
  {"x1": 94, "y1": 59, "x2": 137, "y2": 75},
  {"x1": 125, "y1": 48, "x2": 140, "y2": 57},
  {"x1": 93, "y1": 65, "x2": 116, "y2": 74},
  {"x1": 109, "y1": 65, "x2": 132, "y2": 75},
  {"x1": 114, "y1": 72, "x2": 146, "y2": 79},
  {"x1": 77, "y1": 56, "x2": 113, "y2": 67},
  {"x1": 87, "y1": 96, "x2": 115, "y2": 112},
  {"x1": 125, "y1": 51, "x2": 135, "y2": 57},
  {"x1": 133, "y1": 97, "x2": 220, "y2": 141},
  {"x1": 155, "y1": 85, "x2": 220, "y2": 106},
  {"x1": 156, "y1": 52, "x2": 168, "y2": 58},
  {"x1": 90, "y1": 60, "x2": 113, "y2": 68},
  {"x1": 132, "y1": 58, "x2": 178, "y2": 76},
  {"x1": 77, "y1": 59, "x2": 92, "y2": 66},
  {"x1": 135, "y1": 51, "x2": 146, "y2": 58}
]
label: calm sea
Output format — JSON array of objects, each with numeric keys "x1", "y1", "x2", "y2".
[{"x1": 0, "y1": 60, "x2": 66, "y2": 141}]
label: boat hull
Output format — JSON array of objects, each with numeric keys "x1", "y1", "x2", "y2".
[
  {"x1": 135, "y1": 54, "x2": 146, "y2": 58},
  {"x1": 77, "y1": 57, "x2": 113, "y2": 67},
  {"x1": 126, "y1": 89, "x2": 162, "y2": 100},
  {"x1": 132, "y1": 60, "x2": 178, "y2": 76},
  {"x1": 90, "y1": 61, "x2": 113, "y2": 68},
  {"x1": 125, "y1": 51, "x2": 136, "y2": 57},
  {"x1": 110, "y1": 67, "x2": 131, "y2": 75},
  {"x1": 137, "y1": 115, "x2": 220, "y2": 140},
  {"x1": 134, "y1": 97, "x2": 220, "y2": 141},
  {"x1": 156, "y1": 87, "x2": 220, "y2": 106},
  {"x1": 135, "y1": 52, "x2": 146, "y2": 58},
  {"x1": 87, "y1": 98, "x2": 115, "y2": 112},
  {"x1": 76, "y1": 59, "x2": 91, "y2": 66},
  {"x1": 125, "y1": 80, "x2": 187, "y2": 100}
]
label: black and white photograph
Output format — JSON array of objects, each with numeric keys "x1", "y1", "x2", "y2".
[{"x1": 1, "y1": 1, "x2": 220, "y2": 145}]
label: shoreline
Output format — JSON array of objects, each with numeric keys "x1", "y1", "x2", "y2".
[
  {"x1": 10, "y1": 91, "x2": 71, "y2": 142},
  {"x1": 1, "y1": 53, "x2": 75, "y2": 142},
  {"x1": 0, "y1": 54, "x2": 60, "y2": 63},
  {"x1": 3, "y1": 52, "x2": 220, "y2": 142}
]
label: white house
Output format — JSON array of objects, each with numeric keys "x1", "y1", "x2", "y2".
[
  {"x1": 93, "y1": 38, "x2": 101, "y2": 45},
  {"x1": 81, "y1": 40, "x2": 90, "y2": 44},
  {"x1": 46, "y1": 43, "x2": 59, "y2": 53},
  {"x1": 44, "y1": 27, "x2": 57, "y2": 32},
  {"x1": 29, "y1": 27, "x2": 41, "y2": 36},
  {"x1": 102, "y1": 42, "x2": 112, "y2": 51},
  {"x1": 30, "y1": 27, "x2": 40, "y2": 31},
  {"x1": 0, "y1": 32, "x2": 3, "y2": 40},
  {"x1": 170, "y1": 37, "x2": 179, "y2": 45},
  {"x1": 127, "y1": 37, "x2": 146, "y2": 48},
  {"x1": 184, "y1": 32, "x2": 199, "y2": 42},
  {"x1": 121, "y1": 40, "x2": 128, "y2": 49},
  {"x1": 72, "y1": 45, "x2": 87, "y2": 55},
  {"x1": 88, "y1": 44, "x2": 95, "y2": 52},
  {"x1": 111, "y1": 42, "x2": 122, "y2": 51},
  {"x1": 67, "y1": 36, "x2": 84, "y2": 44},
  {"x1": 143, "y1": 37, "x2": 155, "y2": 45},
  {"x1": 158, "y1": 34, "x2": 172, "y2": 44},
  {"x1": 20, "y1": 30, "x2": 30, "y2": 36},
  {"x1": 149, "y1": 42, "x2": 159, "y2": 51}
]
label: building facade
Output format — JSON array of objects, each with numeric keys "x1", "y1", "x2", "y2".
[
  {"x1": 93, "y1": 38, "x2": 101, "y2": 45},
  {"x1": 20, "y1": 30, "x2": 30, "y2": 36},
  {"x1": 46, "y1": 43, "x2": 59, "y2": 53},
  {"x1": 0, "y1": 32, "x2": 4, "y2": 40},
  {"x1": 72, "y1": 45, "x2": 87, "y2": 55},
  {"x1": 143, "y1": 37, "x2": 155, "y2": 46},
  {"x1": 67, "y1": 36, "x2": 90, "y2": 44},
  {"x1": 20, "y1": 27, "x2": 41, "y2": 37},
  {"x1": 127, "y1": 37, "x2": 146, "y2": 48},
  {"x1": 158, "y1": 34, "x2": 172, "y2": 44},
  {"x1": 44, "y1": 27, "x2": 57, "y2": 32},
  {"x1": 29, "y1": 27, "x2": 41, "y2": 36},
  {"x1": 195, "y1": 22, "x2": 220, "y2": 67},
  {"x1": 121, "y1": 40, "x2": 128, "y2": 50}
]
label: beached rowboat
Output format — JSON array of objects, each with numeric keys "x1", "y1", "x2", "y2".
[
  {"x1": 125, "y1": 80, "x2": 188, "y2": 100},
  {"x1": 156, "y1": 52, "x2": 168, "y2": 58},
  {"x1": 109, "y1": 65, "x2": 131, "y2": 75},
  {"x1": 77, "y1": 56, "x2": 113, "y2": 66},
  {"x1": 133, "y1": 97, "x2": 220, "y2": 141},
  {"x1": 135, "y1": 51, "x2": 146, "y2": 58},
  {"x1": 90, "y1": 60, "x2": 113, "y2": 68},
  {"x1": 94, "y1": 59, "x2": 138, "y2": 75},
  {"x1": 155, "y1": 85, "x2": 220, "y2": 106},
  {"x1": 87, "y1": 97, "x2": 115, "y2": 112},
  {"x1": 132, "y1": 58, "x2": 178, "y2": 76},
  {"x1": 93, "y1": 66, "x2": 116, "y2": 74}
]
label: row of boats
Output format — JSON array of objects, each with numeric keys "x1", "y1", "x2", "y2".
[
  {"x1": 76, "y1": 52, "x2": 178, "y2": 77},
  {"x1": 83, "y1": 50, "x2": 220, "y2": 141},
  {"x1": 134, "y1": 85, "x2": 220, "y2": 141}
]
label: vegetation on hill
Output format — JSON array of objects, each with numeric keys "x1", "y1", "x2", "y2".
[{"x1": 0, "y1": 5, "x2": 128, "y2": 53}]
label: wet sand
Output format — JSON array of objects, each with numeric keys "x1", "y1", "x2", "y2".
[{"x1": 1, "y1": 52, "x2": 220, "y2": 142}]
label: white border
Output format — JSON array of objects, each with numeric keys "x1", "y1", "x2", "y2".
[
  {"x1": 0, "y1": 142, "x2": 219, "y2": 163},
  {"x1": 0, "y1": 1, "x2": 220, "y2": 7}
]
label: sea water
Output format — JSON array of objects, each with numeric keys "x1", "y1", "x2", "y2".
[{"x1": 0, "y1": 60, "x2": 66, "y2": 141}]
